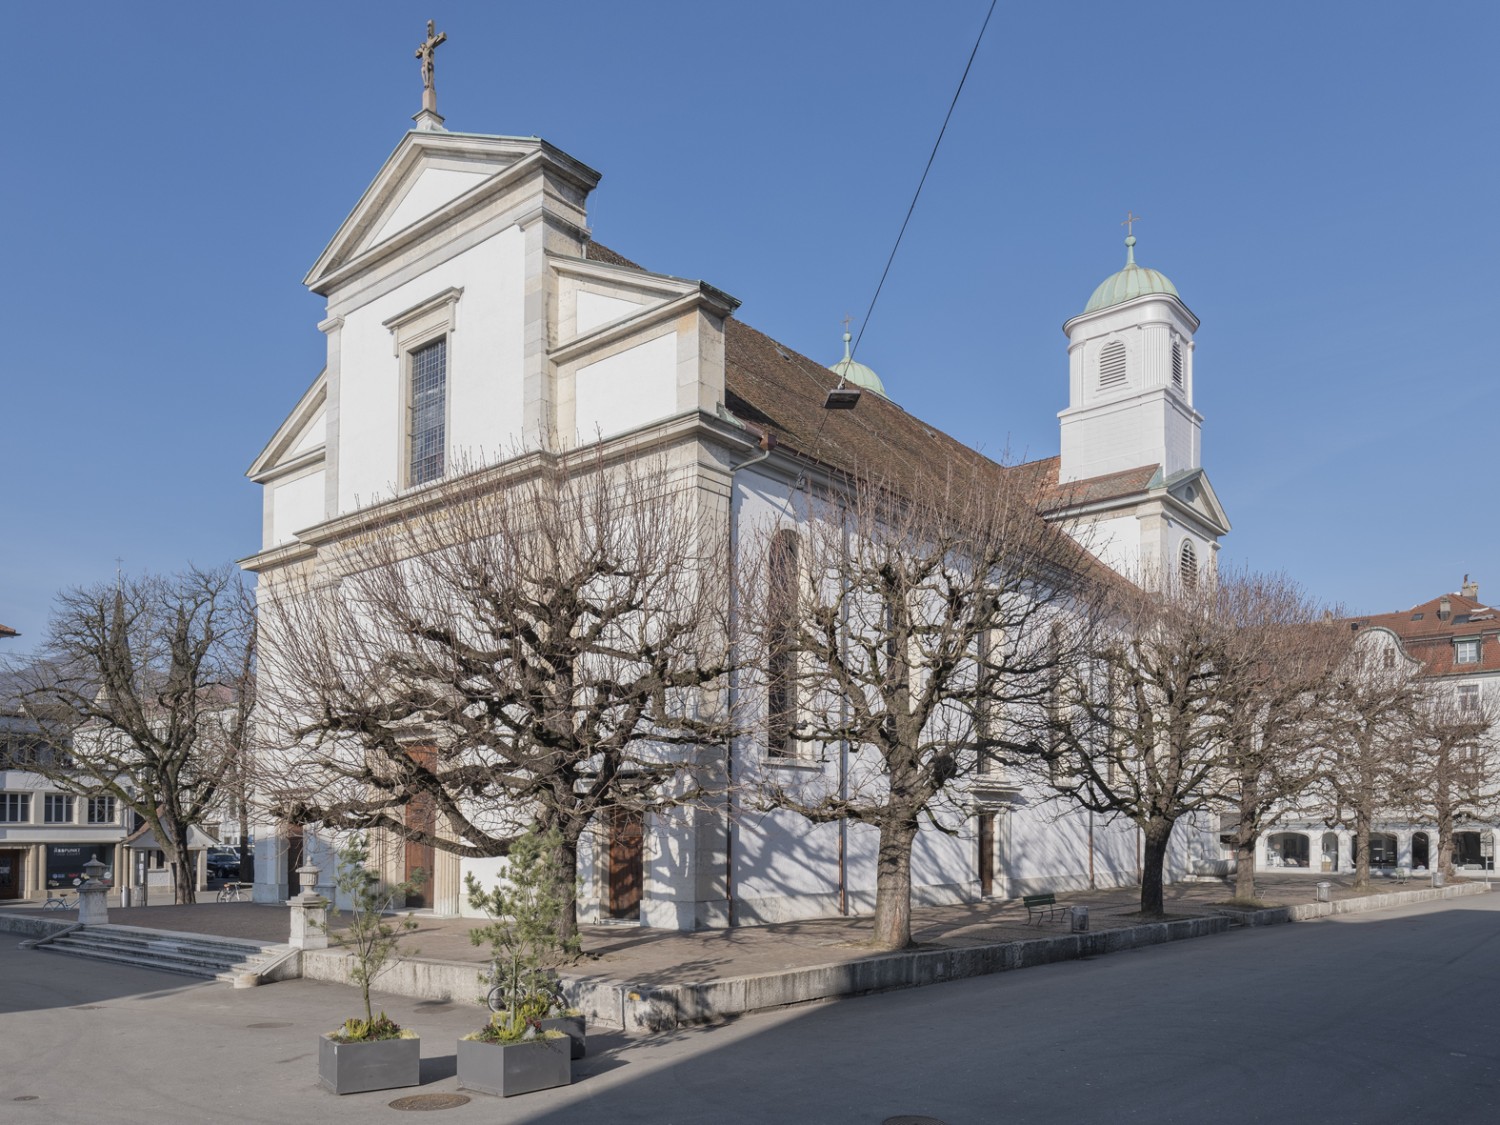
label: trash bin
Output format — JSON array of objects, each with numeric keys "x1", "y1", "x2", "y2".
[
  {"x1": 1432, "y1": 870, "x2": 1445, "y2": 888},
  {"x1": 1069, "y1": 906, "x2": 1089, "y2": 932},
  {"x1": 120, "y1": 886, "x2": 132, "y2": 909},
  {"x1": 1316, "y1": 881, "x2": 1332, "y2": 903}
]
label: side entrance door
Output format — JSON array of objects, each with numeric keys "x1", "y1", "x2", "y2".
[
  {"x1": 978, "y1": 813, "x2": 996, "y2": 897},
  {"x1": 0, "y1": 849, "x2": 23, "y2": 899},
  {"x1": 404, "y1": 745, "x2": 436, "y2": 908},
  {"x1": 608, "y1": 809, "x2": 644, "y2": 919}
]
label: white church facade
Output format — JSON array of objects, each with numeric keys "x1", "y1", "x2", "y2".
[{"x1": 242, "y1": 57, "x2": 1229, "y2": 926}]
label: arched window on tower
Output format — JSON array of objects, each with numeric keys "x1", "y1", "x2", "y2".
[
  {"x1": 1179, "y1": 540, "x2": 1198, "y2": 592},
  {"x1": 1098, "y1": 340, "x2": 1127, "y2": 391},
  {"x1": 1171, "y1": 342, "x2": 1184, "y2": 391}
]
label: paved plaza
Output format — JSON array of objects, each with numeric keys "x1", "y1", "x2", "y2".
[
  {"x1": 1, "y1": 871, "x2": 1464, "y2": 990},
  {"x1": 2, "y1": 891, "x2": 1497, "y2": 1124}
]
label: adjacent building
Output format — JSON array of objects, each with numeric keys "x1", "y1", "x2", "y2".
[{"x1": 1259, "y1": 580, "x2": 1499, "y2": 874}]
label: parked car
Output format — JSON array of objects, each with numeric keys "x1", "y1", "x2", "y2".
[{"x1": 206, "y1": 850, "x2": 241, "y2": 880}]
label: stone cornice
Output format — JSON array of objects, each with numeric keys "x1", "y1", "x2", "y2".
[
  {"x1": 307, "y1": 139, "x2": 601, "y2": 296},
  {"x1": 246, "y1": 412, "x2": 725, "y2": 567},
  {"x1": 549, "y1": 288, "x2": 738, "y2": 366},
  {"x1": 246, "y1": 370, "x2": 327, "y2": 479},
  {"x1": 1062, "y1": 290, "x2": 1200, "y2": 337},
  {"x1": 250, "y1": 445, "x2": 325, "y2": 486}
]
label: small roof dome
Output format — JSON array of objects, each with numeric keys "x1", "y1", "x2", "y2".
[
  {"x1": 829, "y1": 330, "x2": 886, "y2": 396},
  {"x1": 1084, "y1": 235, "x2": 1180, "y2": 313}
]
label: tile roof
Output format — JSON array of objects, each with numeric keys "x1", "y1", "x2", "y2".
[
  {"x1": 0, "y1": 623, "x2": 17, "y2": 639},
  {"x1": 1030, "y1": 457, "x2": 1162, "y2": 512},
  {"x1": 582, "y1": 241, "x2": 1118, "y2": 588},
  {"x1": 1352, "y1": 591, "x2": 1500, "y2": 677},
  {"x1": 586, "y1": 242, "x2": 1013, "y2": 491}
]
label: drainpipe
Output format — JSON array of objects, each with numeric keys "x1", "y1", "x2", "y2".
[
  {"x1": 838, "y1": 518, "x2": 851, "y2": 915},
  {"x1": 724, "y1": 429, "x2": 779, "y2": 927}
]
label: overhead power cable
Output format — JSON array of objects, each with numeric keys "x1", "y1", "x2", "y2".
[{"x1": 847, "y1": 0, "x2": 999, "y2": 366}]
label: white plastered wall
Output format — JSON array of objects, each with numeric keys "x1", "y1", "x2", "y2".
[
  {"x1": 574, "y1": 334, "x2": 679, "y2": 444},
  {"x1": 333, "y1": 227, "x2": 526, "y2": 513},
  {"x1": 269, "y1": 470, "x2": 326, "y2": 546}
]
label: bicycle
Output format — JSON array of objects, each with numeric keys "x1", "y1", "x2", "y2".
[
  {"x1": 484, "y1": 956, "x2": 564, "y2": 1014},
  {"x1": 216, "y1": 882, "x2": 248, "y2": 903},
  {"x1": 43, "y1": 891, "x2": 76, "y2": 910}
]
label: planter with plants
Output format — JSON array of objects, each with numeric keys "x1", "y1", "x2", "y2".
[
  {"x1": 317, "y1": 836, "x2": 424, "y2": 1096},
  {"x1": 459, "y1": 828, "x2": 583, "y2": 1096}
]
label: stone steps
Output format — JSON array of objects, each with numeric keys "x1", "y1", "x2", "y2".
[{"x1": 38, "y1": 925, "x2": 290, "y2": 983}]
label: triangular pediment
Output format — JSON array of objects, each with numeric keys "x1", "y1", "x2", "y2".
[
  {"x1": 248, "y1": 371, "x2": 326, "y2": 481},
  {"x1": 305, "y1": 131, "x2": 601, "y2": 295},
  {"x1": 1161, "y1": 468, "x2": 1231, "y2": 536}
]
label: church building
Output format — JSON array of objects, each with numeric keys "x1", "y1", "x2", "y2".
[{"x1": 243, "y1": 32, "x2": 1227, "y2": 925}]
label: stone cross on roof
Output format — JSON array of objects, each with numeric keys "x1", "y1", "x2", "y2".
[{"x1": 413, "y1": 20, "x2": 448, "y2": 131}]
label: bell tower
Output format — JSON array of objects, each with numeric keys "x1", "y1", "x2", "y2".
[{"x1": 1058, "y1": 229, "x2": 1202, "y2": 484}]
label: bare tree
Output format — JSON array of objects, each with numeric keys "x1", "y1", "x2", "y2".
[
  {"x1": 259, "y1": 448, "x2": 731, "y2": 945},
  {"x1": 1217, "y1": 578, "x2": 1350, "y2": 901},
  {"x1": 1395, "y1": 688, "x2": 1498, "y2": 877},
  {"x1": 739, "y1": 464, "x2": 1098, "y2": 951},
  {"x1": 1015, "y1": 566, "x2": 1334, "y2": 916},
  {"x1": 15, "y1": 567, "x2": 256, "y2": 905},
  {"x1": 1318, "y1": 642, "x2": 1422, "y2": 887}
]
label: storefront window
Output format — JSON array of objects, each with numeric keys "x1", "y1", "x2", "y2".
[{"x1": 45, "y1": 844, "x2": 112, "y2": 888}]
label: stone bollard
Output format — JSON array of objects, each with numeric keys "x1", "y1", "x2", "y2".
[
  {"x1": 287, "y1": 863, "x2": 329, "y2": 950},
  {"x1": 77, "y1": 856, "x2": 110, "y2": 926}
]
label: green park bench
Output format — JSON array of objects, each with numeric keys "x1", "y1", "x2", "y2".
[{"x1": 1023, "y1": 892, "x2": 1067, "y2": 925}]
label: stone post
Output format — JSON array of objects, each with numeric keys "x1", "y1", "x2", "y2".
[
  {"x1": 77, "y1": 856, "x2": 110, "y2": 926},
  {"x1": 287, "y1": 863, "x2": 329, "y2": 950}
]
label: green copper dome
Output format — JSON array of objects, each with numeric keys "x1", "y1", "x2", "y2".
[
  {"x1": 1084, "y1": 236, "x2": 1180, "y2": 313},
  {"x1": 829, "y1": 330, "x2": 886, "y2": 396}
]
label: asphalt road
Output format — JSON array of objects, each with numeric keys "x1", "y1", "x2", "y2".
[{"x1": 2, "y1": 894, "x2": 1497, "y2": 1125}]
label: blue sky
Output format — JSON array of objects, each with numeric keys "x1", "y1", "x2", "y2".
[{"x1": 3, "y1": 1, "x2": 1496, "y2": 652}]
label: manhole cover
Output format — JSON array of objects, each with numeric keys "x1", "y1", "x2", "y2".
[
  {"x1": 13, "y1": 1096, "x2": 39, "y2": 1102},
  {"x1": 72, "y1": 1005, "x2": 102, "y2": 1011},
  {"x1": 388, "y1": 1093, "x2": 471, "y2": 1111},
  {"x1": 245, "y1": 1021, "x2": 293, "y2": 1029},
  {"x1": 883, "y1": 1118, "x2": 948, "y2": 1125}
]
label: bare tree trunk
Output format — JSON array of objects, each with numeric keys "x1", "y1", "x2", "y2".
[
  {"x1": 1435, "y1": 798, "x2": 1455, "y2": 877},
  {"x1": 555, "y1": 834, "x2": 580, "y2": 949},
  {"x1": 167, "y1": 829, "x2": 196, "y2": 906},
  {"x1": 1139, "y1": 821, "x2": 1173, "y2": 917},
  {"x1": 1352, "y1": 810, "x2": 1372, "y2": 888},
  {"x1": 1234, "y1": 835, "x2": 1258, "y2": 901},
  {"x1": 872, "y1": 821, "x2": 918, "y2": 951}
]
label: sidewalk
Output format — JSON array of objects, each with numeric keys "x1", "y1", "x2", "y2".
[{"x1": 4, "y1": 871, "x2": 1487, "y2": 1030}]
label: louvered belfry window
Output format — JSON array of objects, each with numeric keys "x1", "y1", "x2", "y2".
[
  {"x1": 408, "y1": 337, "x2": 447, "y2": 486},
  {"x1": 1172, "y1": 343, "x2": 1184, "y2": 389},
  {"x1": 1179, "y1": 540, "x2": 1198, "y2": 591},
  {"x1": 1098, "y1": 341, "x2": 1127, "y2": 390}
]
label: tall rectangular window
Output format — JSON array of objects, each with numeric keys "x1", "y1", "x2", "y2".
[
  {"x1": 0, "y1": 793, "x2": 30, "y2": 822},
  {"x1": 87, "y1": 796, "x2": 116, "y2": 824},
  {"x1": 766, "y1": 530, "x2": 800, "y2": 758},
  {"x1": 44, "y1": 794, "x2": 75, "y2": 824},
  {"x1": 1458, "y1": 683, "x2": 1481, "y2": 713},
  {"x1": 408, "y1": 336, "x2": 447, "y2": 486}
]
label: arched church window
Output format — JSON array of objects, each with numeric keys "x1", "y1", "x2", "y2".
[
  {"x1": 1171, "y1": 343, "x2": 1184, "y2": 390},
  {"x1": 1098, "y1": 341, "x2": 1127, "y2": 390},
  {"x1": 1179, "y1": 540, "x2": 1198, "y2": 592},
  {"x1": 767, "y1": 529, "x2": 800, "y2": 758}
]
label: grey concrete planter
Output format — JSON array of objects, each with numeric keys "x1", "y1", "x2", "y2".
[
  {"x1": 318, "y1": 1033, "x2": 420, "y2": 1095},
  {"x1": 538, "y1": 1013, "x2": 586, "y2": 1060},
  {"x1": 457, "y1": 1033, "x2": 572, "y2": 1097}
]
